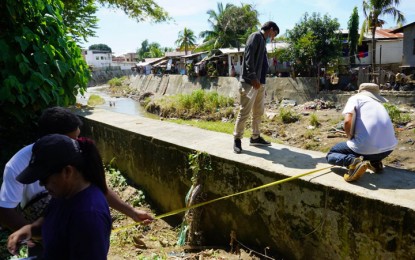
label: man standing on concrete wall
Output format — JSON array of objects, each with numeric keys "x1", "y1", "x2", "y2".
[
  {"x1": 326, "y1": 83, "x2": 397, "y2": 182},
  {"x1": 233, "y1": 21, "x2": 279, "y2": 154}
]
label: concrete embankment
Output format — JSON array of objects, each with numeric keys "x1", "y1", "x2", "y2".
[
  {"x1": 126, "y1": 74, "x2": 415, "y2": 106},
  {"x1": 77, "y1": 108, "x2": 415, "y2": 259}
]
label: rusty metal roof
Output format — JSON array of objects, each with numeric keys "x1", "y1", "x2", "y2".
[{"x1": 366, "y1": 27, "x2": 403, "y2": 39}]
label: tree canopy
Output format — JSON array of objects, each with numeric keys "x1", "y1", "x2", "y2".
[
  {"x1": 198, "y1": 3, "x2": 259, "y2": 50},
  {"x1": 61, "y1": 0, "x2": 171, "y2": 43},
  {"x1": 89, "y1": 44, "x2": 113, "y2": 53},
  {"x1": 286, "y1": 12, "x2": 342, "y2": 76}
]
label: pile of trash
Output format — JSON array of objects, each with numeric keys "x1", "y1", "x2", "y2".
[{"x1": 300, "y1": 99, "x2": 336, "y2": 110}]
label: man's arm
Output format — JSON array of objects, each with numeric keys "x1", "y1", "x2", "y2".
[
  {"x1": 344, "y1": 113, "x2": 355, "y2": 139},
  {"x1": 106, "y1": 188, "x2": 153, "y2": 223}
]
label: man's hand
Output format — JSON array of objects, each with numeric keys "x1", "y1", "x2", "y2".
[
  {"x1": 7, "y1": 224, "x2": 35, "y2": 255},
  {"x1": 252, "y1": 79, "x2": 261, "y2": 89}
]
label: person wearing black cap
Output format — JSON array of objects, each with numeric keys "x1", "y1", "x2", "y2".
[
  {"x1": 233, "y1": 21, "x2": 279, "y2": 154},
  {"x1": 0, "y1": 107, "x2": 152, "y2": 256},
  {"x1": 7, "y1": 134, "x2": 111, "y2": 259},
  {"x1": 326, "y1": 83, "x2": 397, "y2": 182}
]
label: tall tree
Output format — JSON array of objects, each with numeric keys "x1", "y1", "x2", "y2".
[
  {"x1": 286, "y1": 12, "x2": 342, "y2": 76},
  {"x1": 360, "y1": 0, "x2": 405, "y2": 73},
  {"x1": 348, "y1": 7, "x2": 359, "y2": 67},
  {"x1": 137, "y1": 39, "x2": 150, "y2": 61},
  {"x1": 198, "y1": 2, "x2": 259, "y2": 50},
  {"x1": 175, "y1": 28, "x2": 197, "y2": 55},
  {"x1": 144, "y1": 43, "x2": 164, "y2": 58}
]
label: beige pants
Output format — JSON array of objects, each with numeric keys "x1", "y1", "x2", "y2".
[{"x1": 233, "y1": 82, "x2": 265, "y2": 139}]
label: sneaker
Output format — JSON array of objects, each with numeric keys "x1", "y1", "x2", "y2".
[
  {"x1": 344, "y1": 156, "x2": 368, "y2": 182},
  {"x1": 249, "y1": 136, "x2": 271, "y2": 146},
  {"x1": 368, "y1": 161, "x2": 383, "y2": 173},
  {"x1": 234, "y1": 138, "x2": 242, "y2": 154}
]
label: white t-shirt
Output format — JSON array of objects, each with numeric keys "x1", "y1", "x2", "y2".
[
  {"x1": 0, "y1": 144, "x2": 46, "y2": 209},
  {"x1": 343, "y1": 94, "x2": 398, "y2": 155}
]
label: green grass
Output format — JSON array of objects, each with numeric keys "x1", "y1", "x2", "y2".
[{"x1": 309, "y1": 113, "x2": 321, "y2": 127}]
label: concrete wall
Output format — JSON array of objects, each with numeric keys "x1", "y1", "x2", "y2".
[
  {"x1": 402, "y1": 24, "x2": 415, "y2": 67},
  {"x1": 77, "y1": 108, "x2": 415, "y2": 259},
  {"x1": 126, "y1": 74, "x2": 415, "y2": 106},
  {"x1": 129, "y1": 74, "x2": 320, "y2": 104}
]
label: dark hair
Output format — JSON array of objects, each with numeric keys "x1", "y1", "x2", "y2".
[
  {"x1": 38, "y1": 107, "x2": 83, "y2": 137},
  {"x1": 76, "y1": 137, "x2": 108, "y2": 194},
  {"x1": 261, "y1": 21, "x2": 279, "y2": 35}
]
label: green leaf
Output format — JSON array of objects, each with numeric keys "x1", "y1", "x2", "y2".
[
  {"x1": 34, "y1": 51, "x2": 47, "y2": 65},
  {"x1": 18, "y1": 62, "x2": 30, "y2": 75},
  {"x1": 39, "y1": 88, "x2": 51, "y2": 104},
  {"x1": 15, "y1": 36, "x2": 30, "y2": 52}
]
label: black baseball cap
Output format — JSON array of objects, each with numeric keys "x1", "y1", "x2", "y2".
[{"x1": 17, "y1": 134, "x2": 83, "y2": 184}]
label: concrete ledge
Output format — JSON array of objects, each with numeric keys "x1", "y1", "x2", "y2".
[{"x1": 77, "y1": 108, "x2": 415, "y2": 259}]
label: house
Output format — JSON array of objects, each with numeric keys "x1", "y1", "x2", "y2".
[
  {"x1": 391, "y1": 21, "x2": 415, "y2": 71},
  {"x1": 180, "y1": 51, "x2": 208, "y2": 75},
  {"x1": 136, "y1": 57, "x2": 166, "y2": 75},
  {"x1": 165, "y1": 51, "x2": 187, "y2": 74},
  {"x1": 340, "y1": 28, "x2": 403, "y2": 70},
  {"x1": 82, "y1": 49, "x2": 113, "y2": 70},
  {"x1": 266, "y1": 41, "x2": 291, "y2": 75}
]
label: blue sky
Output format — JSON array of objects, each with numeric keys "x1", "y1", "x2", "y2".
[{"x1": 83, "y1": 0, "x2": 415, "y2": 56}]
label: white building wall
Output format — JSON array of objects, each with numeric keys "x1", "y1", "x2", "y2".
[
  {"x1": 84, "y1": 50, "x2": 113, "y2": 68},
  {"x1": 367, "y1": 40, "x2": 403, "y2": 65}
]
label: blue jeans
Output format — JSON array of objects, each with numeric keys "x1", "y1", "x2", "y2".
[{"x1": 326, "y1": 142, "x2": 393, "y2": 167}]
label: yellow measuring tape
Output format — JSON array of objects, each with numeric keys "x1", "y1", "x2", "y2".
[{"x1": 113, "y1": 165, "x2": 332, "y2": 233}]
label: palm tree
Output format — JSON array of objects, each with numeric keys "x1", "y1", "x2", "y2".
[
  {"x1": 175, "y1": 27, "x2": 197, "y2": 55},
  {"x1": 360, "y1": 0, "x2": 405, "y2": 73},
  {"x1": 198, "y1": 2, "x2": 258, "y2": 51}
]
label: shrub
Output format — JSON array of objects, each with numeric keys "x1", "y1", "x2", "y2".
[
  {"x1": 108, "y1": 77, "x2": 123, "y2": 87},
  {"x1": 383, "y1": 103, "x2": 411, "y2": 125},
  {"x1": 310, "y1": 113, "x2": 321, "y2": 127},
  {"x1": 278, "y1": 108, "x2": 300, "y2": 123},
  {"x1": 146, "y1": 90, "x2": 234, "y2": 119}
]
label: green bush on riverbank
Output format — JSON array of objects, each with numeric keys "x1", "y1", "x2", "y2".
[{"x1": 146, "y1": 90, "x2": 235, "y2": 120}]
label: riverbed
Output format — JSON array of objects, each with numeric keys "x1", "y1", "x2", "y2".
[{"x1": 77, "y1": 85, "x2": 146, "y2": 116}]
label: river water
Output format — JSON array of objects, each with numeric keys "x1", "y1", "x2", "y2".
[{"x1": 76, "y1": 86, "x2": 146, "y2": 116}]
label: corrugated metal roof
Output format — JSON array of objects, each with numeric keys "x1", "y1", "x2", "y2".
[
  {"x1": 371, "y1": 28, "x2": 403, "y2": 39},
  {"x1": 218, "y1": 48, "x2": 244, "y2": 54},
  {"x1": 165, "y1": 51, "x2": 186, "y2": 57},
  {"x1": 181, "y1": 51, "x2": 208, "y2": 58}
]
